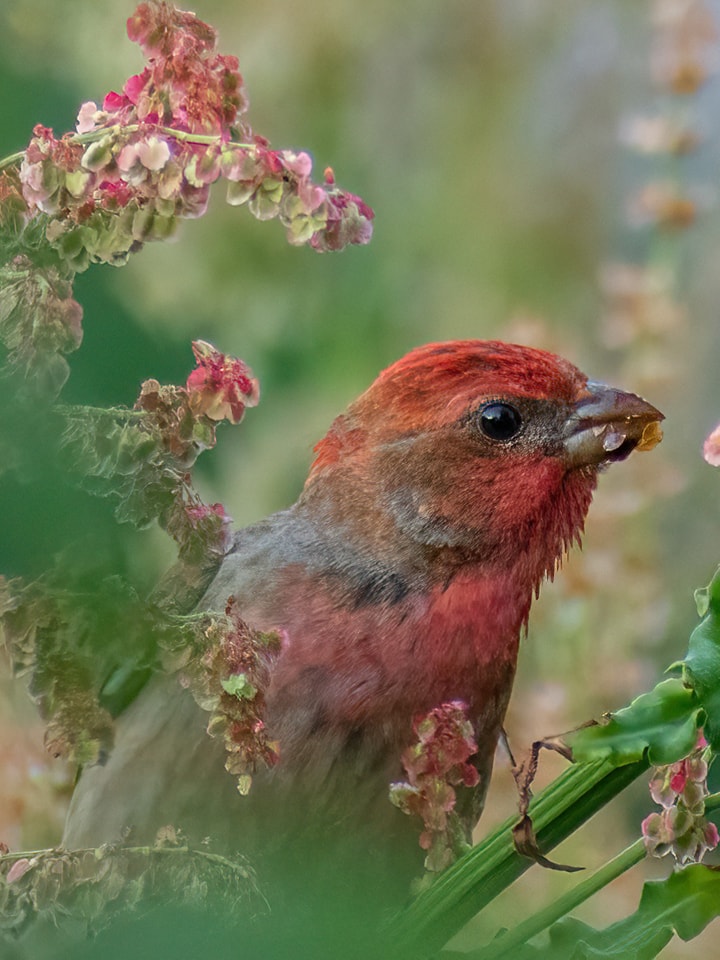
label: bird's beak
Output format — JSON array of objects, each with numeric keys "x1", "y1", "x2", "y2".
[{"x1": 563, "y1": 381, "x2": 664, "y2": 468}]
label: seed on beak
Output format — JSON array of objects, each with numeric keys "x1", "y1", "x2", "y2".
[{"x1": 636, "y1": 420, "x2": 663, "y2": 452}]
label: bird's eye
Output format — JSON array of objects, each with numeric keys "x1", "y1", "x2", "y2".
[{"x1": 477, "y1": 402, "x2": 522, "y2": 441}]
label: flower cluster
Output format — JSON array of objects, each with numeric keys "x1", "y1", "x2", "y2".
[
  {"x1": 651, "y1": 0, "x2": 718, "y2": 94},
  {"x1": 614, "y1": 2, "x2": 718, "y2": 240},
  {"x1": 60, "y1": 341, "x2": 250, "y2": 568},
  {"x1": 166, "y1": 598, "x2": 282, "y2": 794},
  {"x1": 389, "y1": 701, "x2": 479, "y2": 872},
  {"x1": 0, "y1": 255, "x2": 83, "y2": 395},
  {"x1": 642, "y1": 733, "x2": 718, "y2": 863},
  {"x1": 703, "y1": 423, "x2": 720, "y2": 467},
  {"x1": 0, "y1": 575, "x2": 151, "y2": 768},
  {"x1": 14, "y1": 0, "x2": 372, "y2": 278},
  {"x1": 0, "y1": 838, "x2": 262, "y2": 938},
  {"x1": 123, "y1": 1, "x2": 247, "y2": 135},
  {"x1": 185, "y1": 339, "x2": 259, "y2": 424}
]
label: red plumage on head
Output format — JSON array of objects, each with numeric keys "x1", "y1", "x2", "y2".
[{"x1": 310, "y1": 340, "x2": 589, "y2": 474}]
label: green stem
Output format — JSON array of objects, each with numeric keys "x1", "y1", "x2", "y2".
[
  {"x1": 0, "y1": 848, "x2": 55, "y2": 863},
  {"x1": 54, "y1": 403, "x2": 146, "y2": 419},
  {"x1": 472, "y1": 838, "x2": 646, "y2": 959},
  {"x1": 466, "y1": 790, "x2": 720, "y2": 959},
  {"x1": 0, "y1": 125, "x2": 257, "y2": 172},
  {"x1": 386, "y1": 757, "x2": 649, "y2": 957},
  {"x1": 0, "y1": 843, "x2": 250, "y2": 874},
  {"x1": 0, "y1": 150, "x2": 25, "y2": 171}
]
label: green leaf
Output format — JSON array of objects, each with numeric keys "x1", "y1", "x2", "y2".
[
  {"x1": 221, "y1": 673, "x2": 257, "y2": 700},
  {"x1": 541, "y1": 865, "x2": 720, "y2": 959},
  {"x1": 566, "y1": 678, "x2": 702, "y2": 767},
  {"x1": 683, "y1": 567, "x2": 720, "y2": 751},
  {"x1": 546, "y1": 916, "x2": 671, "y2": 959}
]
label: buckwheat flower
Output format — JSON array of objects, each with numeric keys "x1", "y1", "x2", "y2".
[
  {"x1": 178, "y1": 501, "x2": 234, "y2": 561},
  {"x1": 184, "y1": 145, "x2": 223, "y2": 187},
  {"x1": 186, "y1": 340, "x2": 259, "y2": 424},
  {"x1": 703, "y1": 424, "x2": 720, "y2": 466},
  {"x1": 311, "y1": 190, "x2": 374, "y2": 251},
  {"x1": 642, "y1": 731, "x2": 717, "y2": 863},
  {"x1": 390, "y1": 701, "x2": 479, "y2": 871},
  {"x1": 76, "y1": 101, "x2": 100, "y2": 135},
  {"x1": 281, "y1": 151, "x2": 313, "y2": 179},
  {"x1": 12, "y1": 0, "x2": 373, "y2": 269},
  {"x1": 136, "y1": 136, "x2": 171, "y2": 172}
]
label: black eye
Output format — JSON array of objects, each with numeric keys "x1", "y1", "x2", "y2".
[{"x1": 478, "y1": 402, "x2": 522, "y2": 441}]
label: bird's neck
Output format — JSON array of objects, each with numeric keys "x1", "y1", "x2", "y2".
[
  {"x1": 292, "y1": 466, "x2": 596, "y2": 721},
  {"x1": 299, "y1": 461, "x2": 597, "y2": 604}
]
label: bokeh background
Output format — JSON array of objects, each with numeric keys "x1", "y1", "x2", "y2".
[{"x1": 2, "y1": 0, "x2": 720, "y2": 954}]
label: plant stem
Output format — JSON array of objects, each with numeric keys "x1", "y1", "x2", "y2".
[
  {"x1": 466, "y1": 790, "x2": 720, "y2": 959},
  {"x1": 0, "y1": 125, "x2": 257, "y2": 172},
  {"x1": 0, "y1": 150, "x2": 25, "y2": 171},
  {"x1": 0, "y1": 843, "x2": 251, "y2": 875},
  {"x1": 386, "y1": 757, "x2": 649, "y2": 956},
  {"x1": 54, "y1": 403, "x2": 146, "y2": 419},
  {"x1": 471, "y1": 838, "x2": 646, "y2": 959}
]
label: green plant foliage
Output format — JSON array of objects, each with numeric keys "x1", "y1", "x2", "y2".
[
  {"x1": 531, "y1": 864, "x2": 720, "y2": 959},
  {"x1": 566, "y1": 678, "x2": 702, "y2": 766},
  {"x1": 683, "y1": 568, "x2": 720, "y2": 750}
]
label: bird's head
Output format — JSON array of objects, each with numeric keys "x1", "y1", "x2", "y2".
[{"x1": 304, "y1": 341, "x2": 663, "y2": 584}]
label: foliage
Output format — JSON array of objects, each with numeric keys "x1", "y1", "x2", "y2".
[
  {"x1": 0, "y1": 0, "x2": 373, "y2": 801},
  {"x1": 0, "y1": 827, "x2": 263, "y2": 940},
  {"x1": 683, "y1": 567, "x2": 720, "y2": 750},
  {"x1": 389, "y1": 701, "x2": 479, "y2": 872},
  {"x1": 566, "y1": 680, "x2": 701, "y2": 767},
  {"x1": 0, "y1": 2, "x2": 720, "y2": 958},
  {"x1": 0, "y1": 0, "x2": 373, "y2": 398},
  {"x1": 534, "y1": 866, "x2": 720, "y2": 960}
]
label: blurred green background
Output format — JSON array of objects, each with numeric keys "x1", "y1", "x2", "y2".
[{"x1": 2, "y1": 0, "x2": 720, "y2": 954}]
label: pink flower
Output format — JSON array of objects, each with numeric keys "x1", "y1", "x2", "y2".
[
  {"x1": 123, "y1": 72, "x2": 149, "y2": 107},
  {"x1": 6, "y1": 858, "x2": 32, "y2": 884},
  {"x1": 643, "y1": 730, "x2": 717, "y2": 864},
  {"x1": 186, "y1": 340, "x2": 259, "y2": 424},
  {"x1": 136, "y1": 136, "x2": 171, "y2": 171},
  {"x1": 16, "y1": 0, "x2": 374, "y2": 270},
  {"x1": 669, "y1": 766, "x2": 688, "y2": 794},
  {"x1": 185, "y1": 502, "x2": 232, "y2": 548},
  {"x1": 98, "y1": 179, "x2": 134, "y2": 209},
  {"x1": 704, "y1": 820, "x2": 720, "y2": 848},
  {"x1": 390, "y1": 701, "x2": 479, "y2": 870},
  {"x1": 281, "y1": 151, "x2": 313, "y2": 178},
  {"x1": 76, "y1": 101, "x2": 99, "y2": 134},
  {"x1": 103, "y1": 90, "x2": 129, "y2": 112},
  {"x1": 311, "y1": 189, "x2": 374, "y2": 251},
  {"x1": 122, "y1": 2, "x2": 246, "y2": 134},
  {"x1": 703, "y1": 423, "x2": 720, "y2": 466}
]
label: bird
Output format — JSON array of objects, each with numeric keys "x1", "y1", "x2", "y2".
[{"x1": 62, "y1": 339, "x2": 663, "y2": 937}]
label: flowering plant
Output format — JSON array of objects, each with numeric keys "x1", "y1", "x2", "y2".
[
  {"x1": 0, "y1": 0, "x2": 373, "y2": 397},
  {"x1": 390, "y1": 701, "x2": 479, "y2": 872},
  {"x1": 642, "y1": 733, "x2": 719, "y2": 863},
  {"x1": 0, "y1": 0, "x2": 372, "y2": 793},
  {"x1": 2, "y1": 4, "x2": 720, "y2": 960}
]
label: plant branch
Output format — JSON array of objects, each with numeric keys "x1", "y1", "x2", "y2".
[
  {"x1": 464, "y1": 789, "x2": 720, "y2": 959},
  {"x1": 386, "y1": 757, "x2": 649, "y2": 956},
  {"x1": 468, "y1": 838, "x2": 646, "y2": 960},
  {"x1": 0, "y1": 126, "x2": 258, "y2": 173},
  {"x1": 0, "y1": 842, "x2": 251, "y2": 875}
]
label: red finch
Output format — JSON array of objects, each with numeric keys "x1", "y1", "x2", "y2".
[{"x1": 63, "y1": 340, "x2": 662, "y2": 921}]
